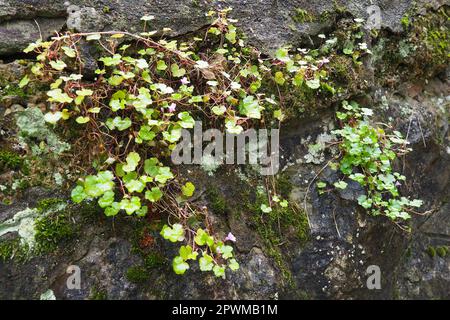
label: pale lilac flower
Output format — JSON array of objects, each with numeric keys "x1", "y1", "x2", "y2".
[
  {"x1": 225, "y1": 232, "x2": 236, "y2": 242},
  {"x1": 395, "y1": 181, "x2": 401, "y2": 187},
  {"x1": 180, "y1": 77, "x2": 190, "y2": 85},
  {"x1": 168, "y1": 103, "x2": 176, "y2": 113}
]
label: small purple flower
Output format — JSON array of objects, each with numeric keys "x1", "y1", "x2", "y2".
[
  {"x1": 225, "y1": 232, "x2": 236, "y2": 242},
  {"x1": 180, "y1": 77, "x2": 190, "y2": 85},
  {"x1": 395, "y1": 181, "x2": 401, "y2": 187},
  {"x1": 168, "y1": 103, "x2": 176, "y2": 113}
]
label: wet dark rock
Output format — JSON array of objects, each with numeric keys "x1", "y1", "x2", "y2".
[{"x1": 0, "y1": 0, "x2": 448, "y2": 301}]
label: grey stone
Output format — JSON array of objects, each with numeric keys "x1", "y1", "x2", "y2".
[{"x1": 0, "y1": 0, "x2": 447, "y2": 55}]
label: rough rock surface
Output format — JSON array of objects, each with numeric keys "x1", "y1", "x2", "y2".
[
  {"x1": 1, "y1": 76, "x2": 448, "y2": 299},
  {"x1": 0, "y1": 0, "x2": 447, "y2": 55},
  {"x1": 0, "y1": 0, "x2": 449, "y2": 300}
]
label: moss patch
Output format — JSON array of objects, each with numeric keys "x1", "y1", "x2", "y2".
[
  {"x1": 89, "y1": 287, "x2": 108, "y2": 300},
  {"x1": 0, "y1": 238, "x2": 29, "y2": 262},
  {"x1": 126, "y1": 266, "x2": 150, "y2": 283},
  {"x1": 244, "y1": 181, "x2": 310, "y2": 284},
  {"x1": 144, "y1": 251, "x2": 166, "y2": 269},
  {"x1": 33, "y1": 197, "x2": 75, "y2": 254},
  {"x1": 206, "y1": 186, "x2": 227, "y2": 215},
  {"x1": 292, "y1": 9, "x2": 316, "y2": 23},
  {"x1": 0, "y1": 150, "x2": 22, "y2": 172},
  {"x1": 34, "y1": 211, "x2": 76, "y2": 254},
  {"x1": 373, "y1": 7, "x2": 449, "y2": 85}
]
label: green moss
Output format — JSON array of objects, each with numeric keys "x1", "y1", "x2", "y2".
[
  {"x1": 0, "y1": 239, "x2": 17, "y2": 261},
  {"x1": 126, "y1": 266, "x2": 150, "y2": 283},
  {"x1": 281, "y1": 206, "x2": 310, "y2": 244},
  {"x1": 129, "y1": 221, "x2": 167, "y2": 277},
  {"x1": 0, "y1": 150, "x2": 22, "y2": 171},
  {"x1": 253, "y1": 219, "x2": 292, "y2": 281},
  {"x1": 34, "y1": 211, "x2": 76, "y2": 254},
  {"x1": 294, "y1": 290, "x2": 312, "y2": 300},
  {"x1": 206, "y1": 187, "x2": 227, "y2": 215},
  {"x1": 374, "y1": 7, "x2": 449, "y2": 85},
  {"x1": 144, "y1": 252, "x2": 165, "y2": 269},
  {"x1": 36, "y1": 198, "x2": 66, "y2": 213},
  {"x1": 276, "y1": 174, "x2": 293, "y2": 199},
  {"x1": 328, "y1": 55, "x2": 359, "y2": 86},
  {"x1": 404, "y1": 246, "x2": 412, "y2": 259},
  {"x1": 292, "y1": 9, "x2": 315, "y2": 23},
  {"x1": 1, "y1": 84, "x2": 27, "y2": 98},
  {"x1": 426, "y1": 245, "x2": 449, "y2": 259},
  {"x1": 247, "y1": 183, "x2": 310, "y2": 285},
  {"x1": 333, "y1": 0, "x2": 347, "y2": 15},
  {"x1": 319, "y1": 10, "x2": 333, "y2": 23},
  {"x1": 89, "y1": 287, "x2": 108, "y2": 300},
  {"x1": 78, "y1": 201, "x2": 104, "y2": 223},
  {"x1": 426, "y1": 246, "x2": 436, "y2": 258},
  {"x1": 426, "y1": 27, "x2": 449, "y2": 58},
  {"x1": 0, "y1": 238, "x2": 29, "y2": 262}
]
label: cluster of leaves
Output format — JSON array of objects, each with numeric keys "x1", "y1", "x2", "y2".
[
  {"x1": 336, "y1": 18, "x2": 372, "y2": 64},
  {"x1": 20, "y1": 9, "x2": 283, "y2": 219},
  {"x1": 260, "y1": 194, "x2": 289, "y2": 213},
  {"x1": 71, "y1": 154, "x2": 174, "y2": 217},
  {"x1": 0, "y1": 150, "x2": 23, "y2": 171},
  {"x1": 329, "y1": 101, "x2": 423, "y2": 222},
  {"x1": 161, "y1": 224, "x2": 238, "y2": 278},
  {"x1": 22, "y1": 9, "x2": 281, "y2": 277},
  {"x1": 267, "y1": 17, "x2": 373, "y2": 104},
  {"x1": 270, "y1": 46, "x2": 335, "y2": 97}
]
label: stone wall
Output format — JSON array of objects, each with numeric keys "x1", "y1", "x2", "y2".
[{"x1": 0, "y1": 0, "x2": 448, "y2": 300}]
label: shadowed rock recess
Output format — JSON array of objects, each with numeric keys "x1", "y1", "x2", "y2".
[{"x1": 0, "y1": 0, "x2": 449, "y2": 300}]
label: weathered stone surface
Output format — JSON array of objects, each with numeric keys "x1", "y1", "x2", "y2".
[
  {"x1": 0, "y1": 0, "x2": 447, "y2": 55},
  {"x1": 0, "y1": 18, "x2": 66, "y2": 55}
]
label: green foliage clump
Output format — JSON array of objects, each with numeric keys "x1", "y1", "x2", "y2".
[
  {"x1": 0, "y1": 150, "x2": 22, "y2": 171},
  {"x1": 418, "y1": 8, "x2": 449, "y2": 61},
  {"x1": 36, "y1": 198, "x2": 66, "y2": 212},
  {"x1": 1, "y1": 84, "x2": 27, "y2": 98},
  {"x1": 332, "y1": 101, "x2": 423, "y2": 224},
  {"x1": 33, "y1": 197, "x2": 75, "y2": 254},
  {"x1": 206, "y1": 187, "x2": 227, "y2": 215},
  {"x1": 401, "y1": 14, "x2": 410, "y2": 30},
  {"x1": 276, "y1": 174, "x2": 293, "y2": 199},
  {"x1": 126, "y1": 266, "x2": 150, "y2": 283},
  {"x1": 144, "y1": 251, "x2": 166, "y2": 268},
  {"x1": 292, "y1": 9, "x2": 315, "y2": 23},
  {"x1": 161, "y1": 224, "x2": 239, "y2": 278},
  {"x1": 89, "y1": 287, "x2": 108, "y2": 300},
  {"x1": 250, "y1": 186, "x2": 309, "y2": 282},
  {"x1": 34, "y1": 211, "x2": 75, "y2": 254},
  {"x1": 16, "y1": 8, "x2": 378, "y2": 278},
  {"x1": 0, "y1": 238, "x2": 29, "y2": 262}
]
